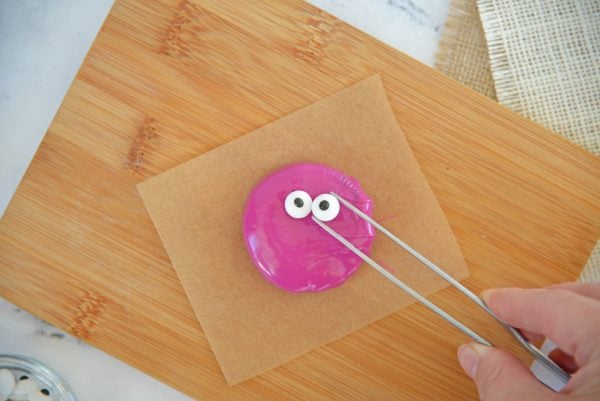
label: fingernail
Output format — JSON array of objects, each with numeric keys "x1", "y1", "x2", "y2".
[
  {"x1": 480, "y1": 289, "x2": 494, "y2": 304},
  {"x1": 458, "y1": 344, "x2": 489, "y2": 378}
]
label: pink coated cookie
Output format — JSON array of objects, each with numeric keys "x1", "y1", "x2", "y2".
[{"x1": 243, "y1": 162, "x2": 375, "y2": 292}]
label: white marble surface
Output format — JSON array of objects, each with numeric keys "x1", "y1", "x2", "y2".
[
  {"x1": 309, "y1": 0, "x2": 450, "y2": 65},
  {"x1": 0, "y1": 0, "x2": 115, "y2": 218},
  {"x1": 0, "y1": 1, "x2": 449, "y2": 400},
  {"x1": 0, "y1": 299, "x2": 194, "y2": 401}
]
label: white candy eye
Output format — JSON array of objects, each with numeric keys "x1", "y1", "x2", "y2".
[
  {"x1": 312, "y1": 194, "x2": 340, "y2": 222},
  {"x1": 284, "y1": 190, "x2": 312, "y2": 219}
]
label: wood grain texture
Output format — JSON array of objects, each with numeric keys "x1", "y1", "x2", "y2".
[{"x1": 1, "y1": 0, "x2": 598, "y2": 399}]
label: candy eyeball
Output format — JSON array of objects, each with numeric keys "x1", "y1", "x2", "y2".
[
  {"x1": 312, "y1": 194, "x2": 340, "y2": 222},
  {"x1": 284, "y1": 190, "x2": 313, "y2": 219},
  {"x1": 0, "y1": 369, "x2": 15, "y2": 398},
  {"x1": 0, "y1": 371, "x2": 53, "y2": 401},
  {"x1": 10, "y1": 376, "x2": 38, "y2": 400}
]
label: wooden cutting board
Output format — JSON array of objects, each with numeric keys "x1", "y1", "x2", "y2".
[{"x1": 1, "y1": 0, "x2": 599, "y2": 399}]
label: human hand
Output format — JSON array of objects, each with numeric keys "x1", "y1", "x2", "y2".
[{"x1": 457, "y1": 283, "x2": 600, "y2": 401}]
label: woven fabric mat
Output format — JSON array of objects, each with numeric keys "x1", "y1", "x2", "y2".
[
  {"x1": 435, "y1": 0, "x2": 599, "y2": 282},
  {"x1": 435, "y1": 0, "x2": 496, "y2": 99},
  {"x1": 581, "y1": 241, "x2": 600, "y2": 282},
  {"x1": 477, "y1": 0, "x2": 600, "y2": 156}
]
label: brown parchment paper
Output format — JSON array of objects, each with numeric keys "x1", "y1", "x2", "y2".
[{"x1": 137, "y1": 75, "x2": 469, "y2": 385}]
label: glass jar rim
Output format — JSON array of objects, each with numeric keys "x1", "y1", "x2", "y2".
[{"x1": 0, "y1": 354, "x2": 77, "y2": 401}]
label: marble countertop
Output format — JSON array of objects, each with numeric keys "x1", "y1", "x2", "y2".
[{"x1": 0, "y1": 0, "x2": 450, "y2": 399}]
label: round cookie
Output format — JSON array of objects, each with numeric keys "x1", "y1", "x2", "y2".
[{"x1": 243, "y1": 162, "x2": 375, "y2": 292}]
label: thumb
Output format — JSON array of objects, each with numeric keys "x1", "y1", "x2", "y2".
[{"x1": 458, "y1": 343, "x2": 558, "y2": 401}]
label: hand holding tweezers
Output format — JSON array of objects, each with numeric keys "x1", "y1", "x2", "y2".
[{"x1": 312, "y1": 192, "x2": 570, "y2": 388}]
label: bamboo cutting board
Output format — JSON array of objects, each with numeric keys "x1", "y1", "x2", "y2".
[{"x1": 1, "y1": 0, "x2": 599, "y2": 399}]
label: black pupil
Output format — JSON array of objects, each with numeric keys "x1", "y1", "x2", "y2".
[
  {"x1": 294, "y1": 198, "x2": 304, "y2": 208},
  {"x1": 319, "y1": 200, "x2": 330, "y2": 210},
  {"x1": 41, "y1": 389, "x2": 50, "y2": 395}
]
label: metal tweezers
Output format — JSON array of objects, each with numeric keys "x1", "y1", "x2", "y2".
[{"x1": 312, "y1": 192, "x2": 570, "y2": 387}]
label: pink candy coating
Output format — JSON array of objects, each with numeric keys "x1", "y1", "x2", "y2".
[{"x1": 243, "y1": 162, "x2": 375, "y2": 292}]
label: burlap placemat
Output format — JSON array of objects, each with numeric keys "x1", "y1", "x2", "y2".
[
  {"x1": 581, "y1": 241, "x2": 600, "y2": 282},
  {"x1": 477, "y1": 0, "x2": 599, "y2": 156},
  {"x1": 435, "y1": 0, "x2": 599, "y2": 282},
  {"x1": 435, "y1": 0, "x2": 496, "y2": 99}
]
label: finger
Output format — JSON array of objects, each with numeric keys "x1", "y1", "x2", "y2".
[
  {"x1": 458, "y1": 344, "x2": 558, "y2": 401},
  {"x1": 548, "y1": 282, "x2": 600, "y2": 301},
  {"x1": 482, "y1": 288, "x2": 600, "y2": 365},
  {"x1": 549, "y1": 348, "x2": 578, "y2": 374}
]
